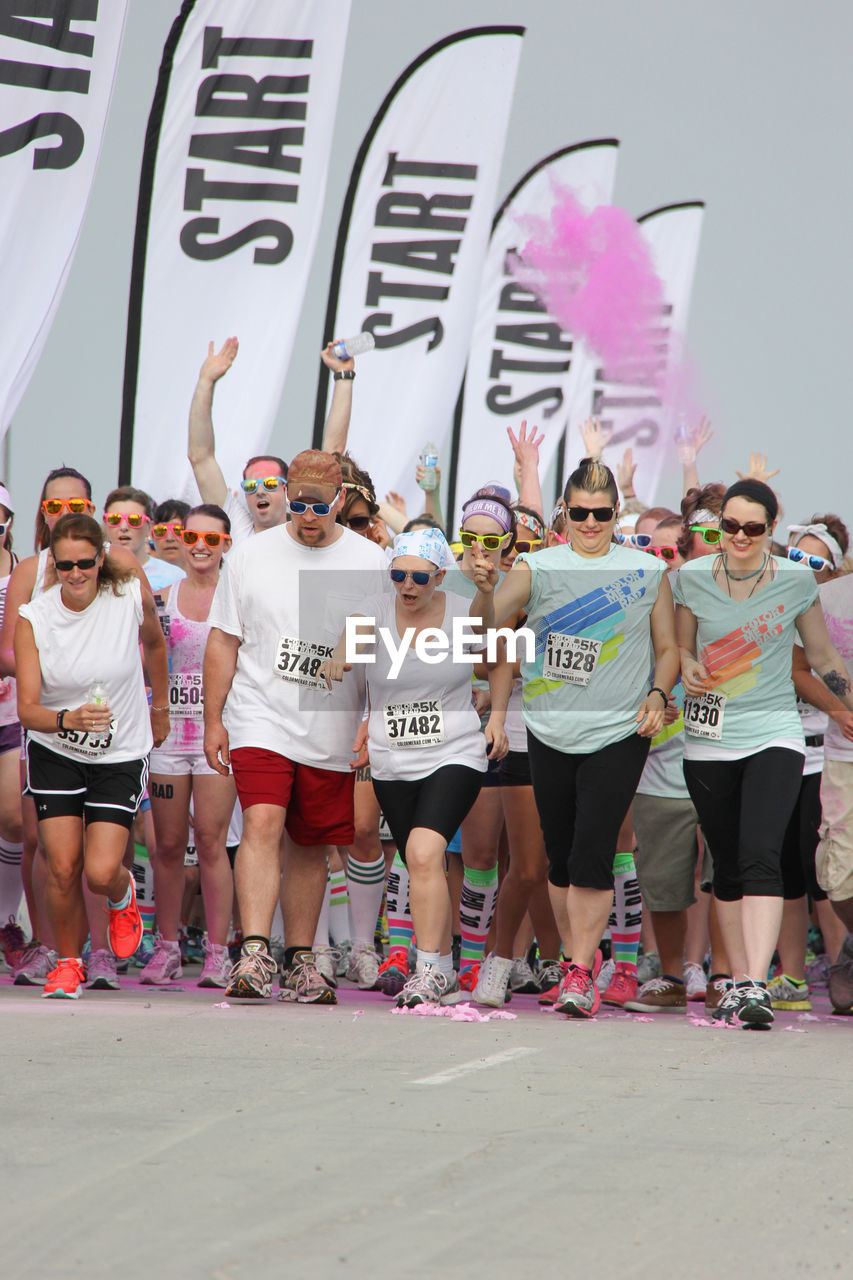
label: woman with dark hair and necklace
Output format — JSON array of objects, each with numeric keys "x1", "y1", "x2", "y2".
[{"x1": 674, "y1": 479, "x2": 853, "y2": 1028}]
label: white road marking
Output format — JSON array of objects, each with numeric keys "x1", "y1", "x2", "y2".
[{"x1": 412, "y1": 1046, "x2": 539, "y2": 1086}]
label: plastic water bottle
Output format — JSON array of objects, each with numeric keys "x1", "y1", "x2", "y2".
[
  {"x1": 87, "y1": 682, "x2": 108, "y2": 707},
  {"x1": 418, "y1": 442, "x2": 439, "y2": 491},
  {"x1": 332, "y1": 332, "x2": 375, "y2": 360},
  {"x1": 675, "y1": 417, "x2": 695, "y2": 466}
]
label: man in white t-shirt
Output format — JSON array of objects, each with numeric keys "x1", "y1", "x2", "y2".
[
  {"x1": 204, "y1": 450, "x2": 389, "y2": 1004},
  {"x1": 187, "y1": 337, "x2": 356, "y2": 544}
]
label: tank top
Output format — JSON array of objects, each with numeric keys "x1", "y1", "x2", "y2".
[{"x1": 159, "y1": 579, "x2": 211, "y2": 752}]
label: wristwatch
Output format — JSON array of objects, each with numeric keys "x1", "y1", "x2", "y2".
[
  {"x1": 333, "y1": 370, "x2": 355, "y2": 381},
  {"x1": 57, "y1": 709, "x2": 68, "y2": 730}
]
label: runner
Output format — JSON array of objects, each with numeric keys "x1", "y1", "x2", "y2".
[
  {"x1": 143, "y1": 504, "x2": 236, "y2": 989},
  {"x1": 470, "y1": 458, "x2": 679, "y2": 1018},
  {"x1": 674, "y1": 479, "x2": 853, "y2": 1028},
  {"x1": 149, "y1": 500, "x2": 190, "y2": 569},
  {"x1": 15, "y1": 513, "x2": 169, "y2": 999},
  {"x1": 103, "y1": 486, "x2": 184, "y2": 595},
  {"x1": 204, "y1": 450, "x2": 388, "y2": 1004},
  {"x1": 321, "y1": 526, "x2": 505, "y2": 1007}
]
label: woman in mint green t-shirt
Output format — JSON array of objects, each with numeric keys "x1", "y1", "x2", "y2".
[
  {"x1": 674, "y1": 479, "x2": 853, "y2": 1030},
  {"x1": 470, "y1": 459, "x2": 679, "y2": 1019}
]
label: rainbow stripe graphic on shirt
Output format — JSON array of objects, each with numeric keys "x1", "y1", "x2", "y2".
[
  {"x1": 524, "y1": 570, "x2": 650, "y2": 702},
  {"x1": 699, "y1": 603, "x2": 785, "y2": 701}
]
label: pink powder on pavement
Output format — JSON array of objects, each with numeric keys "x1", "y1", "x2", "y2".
[{"x1": 391, "y1": 1002, "x2": 516, "y2": 1022}]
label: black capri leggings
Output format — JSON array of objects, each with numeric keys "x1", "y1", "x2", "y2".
[
  {"x1": 371, "y1": 765, "x2": 483, "y2": 863},
  {"x1": 779, "y1": 771, "x2": 827, "y2": 902},
  {"x1": 683, "y1": 748, "x2": 804, "y2": 901},
  {"x1": 527, "y1": 729, "x2": 650, "y2": 891}
]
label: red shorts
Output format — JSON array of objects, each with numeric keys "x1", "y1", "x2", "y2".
[{"x1": 230, "y1": 747, "x2": 355, "y2": 846}]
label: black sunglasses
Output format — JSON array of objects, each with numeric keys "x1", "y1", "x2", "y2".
[
  {"x1": 346, "y1": 515, "x2": 371, "y2": 532},
  {"x1": 54, "y1": 557, "x2": 98, "y2": 572},
  {"x1": 567, "y1": 505, "x2": 615, "y2": 523},
  {"x1": 720, "y1": 516, "x2": 768, "y2": 538}
]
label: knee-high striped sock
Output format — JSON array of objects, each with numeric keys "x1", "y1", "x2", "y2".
[
  {"x1": 460, "y1": 864, "x2": 499, "y2": 975},
  {"x1": 328, "y1": 866, "x2": 350, "y2": 945},
  {"x1": 610, "y1": 850, "x2": 642, "y2": 973},
  {"x1": 347, "y1": 854, "x2": 387, "y2": 948},
  {"x1": 0, "y1": 835, "x2": 23, "y2": 922},
  {"x1": 386, "y1": 852, "x2": 414, "y2": 955}
]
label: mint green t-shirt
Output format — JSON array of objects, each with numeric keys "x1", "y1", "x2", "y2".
[
  {"x1": 518, "y1": 542, "x2": 665, "y2": 754},
  {"x1": 672, "y1": 555, "x2": 819, "y2": 755}
]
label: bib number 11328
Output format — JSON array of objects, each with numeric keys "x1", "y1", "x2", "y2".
[{"x1": 542, "y1": 632, "x2": 602, "y2": 687}]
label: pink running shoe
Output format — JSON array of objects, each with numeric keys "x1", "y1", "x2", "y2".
[
  {"x1": 601, "y1": 961, "x2": 638, "y2": 1007},
  {"x1": 555, "y1": 963, "x2": 601, "y2": 1018}
]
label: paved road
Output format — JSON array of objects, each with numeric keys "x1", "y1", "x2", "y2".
[{"x1": 2, "y1": 973, "x2": 850, "y2": 1279}]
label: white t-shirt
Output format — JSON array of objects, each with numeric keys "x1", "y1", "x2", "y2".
[
  {"x1": 223, "y1": 490, "x2": 256, "y2": 545},
  {"x1": 819, "y1": 575, "x2": 853, "y2": 763},
  {"x1": 362, "y1": 591, "x2": 487, "y2": 782},
  {"x1": 209, "y1": 524, "x2": 389, "y2": 771},
  {"x1": 20, "y1": 578, "x2": 153, "y2": 764}
]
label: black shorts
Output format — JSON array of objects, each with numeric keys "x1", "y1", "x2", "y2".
[
  {"x1": 498, "y1": 749, "x2": 532, "y2": 787},
  {"x1": 372, "y1": 765, "x2": 483, "y2": 862},
  {"x1": 480, "y1": 755, "x2": 502, "y2": 788},
  {"x1": 25, "y1": 738, "x2": 149, "y2": 831}
]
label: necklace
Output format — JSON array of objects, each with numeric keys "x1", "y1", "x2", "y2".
[{"x1": 720, "y1": 553, "x2": 769, "y2": 599}]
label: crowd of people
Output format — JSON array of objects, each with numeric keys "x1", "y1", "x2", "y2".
[{"x1": 1, "y1": 338, "x2": 852, "y2": 1033}]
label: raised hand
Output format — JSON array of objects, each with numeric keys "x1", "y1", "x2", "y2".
[
  {"x1": 385, "y1": 490, "x2": 408, "y2": 517},
  {"x1": 692, "y1": 414, "x2": 713, "y2": 454},
  {"x1": 199, "y1": 336, "x2": 238, "y2": 384},
  {"x1": 736, "y1": 452, "x2": 780, "y2": 484},
  {"x1": 320, "y1": 339, "x2": 355, "y2": 374},
  {"x1": 578, "y1": 416, "x2": 612, "y2": 460},
  {"x1": 616, "y1": 448, "x2": 638, "y2": 497}
]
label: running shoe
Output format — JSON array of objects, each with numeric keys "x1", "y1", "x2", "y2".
[
  {"x1": 396, "y1": 962, "x2": 448, "y2": 1008},
  {"x1": 625, "y1": 976, "x2": 687, "y2": 1013},
  {"x1": 140, "y1": 936, "x2": 182, "y2": 986},
  {"x1": 595, "y1": 957, "x2": 615, "y2": 993},
  {"x1": 828, "y1": 936, "x2": 853, "y2": 1013},
  {"x1": 278, "y1": 951, "x2": 337, "y2": 1005},
  {"x1": 458, "y1": 963, "x2": 480, "y2": 993},
  {"x1": 346, "y1": 942, "x2": 380, "y2": 990},
  {"x1": 0, "y1": 916, "x2": 27, "y2": 970},
  {"x1": 636, "y1": 950, "x2": 661, "y2": 985},
  {"x1": 226, "y1": 944, "x2": 277, "y2": 1001},
  {"x1": 86, "y1": 949, "x2": 120, "y2": 990},
  {"x1": 555, "y1": 963, "x2": 601, "y2": 1018},
  {"x1": 709, "y1": 981, "x2": 740, "y2": 1023},
  {"x1": 805, "y1": 952, "x2": 831, "y2": 988},
  {"x1": 131, "y1": 931, "x2": 157, "y2": 968},
  {"x1": 313, "y1": 945, "x2": 339, "y2": 988},
  {"x1": 376, "y1": 949, "x2": 409, "y2": 997},
  {"x1": 704, "y1": 973, "x2": 731, "y2": 1014},
  {"x1": 733, "y1": 981, "x2": 775, "y2": 1029},
  {"x1": 473, "y1": 954, "x2": 513, "y2": 1007},
  {"x1": 766, "y1": 973, "x2": 812, "y2": 1011},
  {"x1": 537, "y1": 959, "x2": 569, "y2": 1004},
  {"x1": 683, "y1": 961, "x2": 708, "y2": 1002},
  {"x1": 198, "y1": 939, "x2": 231, "y2": 988},
  {"x1": 182, "y1": 925, "x2": 205, "y2": 966},
  {"x1": 13, "y1": 942, "x2": 58, "y2": 986},
  {"x1": 601, "y1": 961, "x2": 638, "y2": 1007},
  {"x1": 509, "y1": 956, "x2": 539, "y2": 994},
  {"x1": 43, "y1": 957, "x2": 86, "y2": 999},
  {"x1": 335, "y1": 940, "x2": 352, "y2": 979},
  {"x1": 107, "y1": 877, "x2": 143, "y2": 960}
]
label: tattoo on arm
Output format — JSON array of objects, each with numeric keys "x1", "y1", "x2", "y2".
[{"x1": 822, "y1": 669, "x2": 851, "y2": 698}]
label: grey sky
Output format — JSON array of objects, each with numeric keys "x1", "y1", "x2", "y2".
[{"x1": 8, "y1": 1, "x2": 852, "y2": 539}]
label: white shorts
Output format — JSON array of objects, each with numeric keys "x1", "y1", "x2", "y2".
[{"x1": 149, "y1": 746, "x2": 218, "y2": 778}]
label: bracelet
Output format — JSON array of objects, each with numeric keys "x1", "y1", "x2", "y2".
[
  {"x1": 333, "y1": 370, "x2": 355, "y2": 381},
  {"x1": 151, "y1": 705, "x2": 169, "y2": 711},
  {"x1": 57, "y1": 708, "x2": 68, "y2": 731},
  {"x1": 649, "y1": 687, "x2": 668, "y2": 706}
]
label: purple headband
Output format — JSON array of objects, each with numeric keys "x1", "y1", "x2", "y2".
[{"x1": 461, "y1": 497, "x2": 512, "y2": 533}]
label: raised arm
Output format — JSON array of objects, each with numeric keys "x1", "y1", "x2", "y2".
[
  {"x1": 681, "y1": 415, "x2": 713, "y2": 496},
  {"x1": 319, "y1": 341, "x2": 355, "y2": 455},
  {"x1": 187, "y1": 337, "x2": 238, "y2": 506},
  {"x1": 508, "y1": 420, "x2": 545, "y2": 520},
  {"x1": 796, "y1": 601, "x2": 853, "y2": 714}
]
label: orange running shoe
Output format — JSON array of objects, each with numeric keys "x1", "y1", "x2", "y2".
[
  {"x1": 43, "y1": 957, "x2": 86, "y2": 999},
  {"x1": 108, "y1": 877, "x2": 143, "y2": 960}
]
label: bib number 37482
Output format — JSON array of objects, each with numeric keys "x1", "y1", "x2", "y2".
[
  {"x1": 543, "y1": 632, "x2": 602, "y2": 687},
  {"x1": 384, "y1": 700, "x2": 445, "y2": 748},
  {"x1": 683, "y1": 691, "x2": 726, "y2": 741}
]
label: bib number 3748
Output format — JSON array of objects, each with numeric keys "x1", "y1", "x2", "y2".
[
  {"x1": 274, "y1": 636, "x2": 331, "y2": 688},
  {"x1": 543, "y1": 632, "x2": 602, "y2": 687},
  {"x1": 683, "y1": 691, "x2": 726, "y2": 741}
]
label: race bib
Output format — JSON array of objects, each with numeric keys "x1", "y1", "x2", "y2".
[
  {"x1": 273, "y1": 636, "x2": 333, "y2": 689},
  {"x1": 542, "y1": 632, "x2": 603, "y2": 686},
  {"x1": 168, "y1": 671, "x2": 203, "y2": 718},
  {"x1": 683, "y1": 691, "x2": 726, "y2": 741},
  {"x1": 383, "y1": 699, "x2": 445, "y2": 748},
  {"x1": 56, "y1": 720, "x2": 117, "y2": 758}
]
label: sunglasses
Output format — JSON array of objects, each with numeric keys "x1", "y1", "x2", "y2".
[
  {"x1": 288, "y1": 491, "x2": 340, "y2": 516},
  {"x1": 0, "y1": 523, "x2": 7, "y2": 539},
  {"x1": 390, "y1": 568, "x2": 440, "y2": 586},
  {"x1": 616, "y1": 532, "x2": 653, "y2": 548},
  {"x1": 644, "y1": 545, "x2": 677, "y2": 561},
  {"x1": 180, "y1": 529, "x2": 229, "y2": 547},
  {"x1": 720, "y1": 516, "x2": 768, "y2": 538},
  {"x1": 514, "y1": 538, "x2": 543, "y2": 555},
  {"x1": 42, "y1": 498, "x2": 95, "y2": 517},
  {"x1": 151, "y1": 522, "x2": 184, "y2": 539},
  {"x1": 54, "y1": 557, "x2": 98, "y2": 572},
  {"x1": 567, "y1": 506, "x2": 615, "y2": 523},
  {"x1": 345, "y1": 515, "x2": 371, "y2": 532},
  {"x1": 690, "y1": 525, "x2": 722, "y2": 544},
  {"x1": 104, "y1": 511, "x2": 150, "y2": 529},
  {"x1": 459, "y1": 529, "x2": 511, "y2": 550},
  {"x1": 240, "y1": 475, "x2": 285, "y2": 494},
  {"x1": 787, "y1": 545, "x2": 832, "y2": 572}
]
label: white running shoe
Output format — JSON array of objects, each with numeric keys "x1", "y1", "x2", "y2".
[
  {"x1": 473, "y1": 954, "x2": 513, "y2": 1007},
  {"x1": 396, "y1": 962, "x2": 447, "y2": 1008},
  {"x1": 683, "y1": 961, "x2": 707, "y2": 1001},
  {"x1": 313, "y1": 945, "x2": 339, "y2": 988},
  {"x1": 346, "y1": 942, "x2": 380, "y2": 990},
  {"x1": 140, "y1": 936, "x2": 182, "y2": 986},
  {"x1": 508, "y1": 956, "x2": 538, "y2": 993},
  {"x1": 86, "y1": 949, "x2": 120, "y2": 990},
  {"x1": 198, "y1": 939, "x2": 231, "y2": 988}
]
